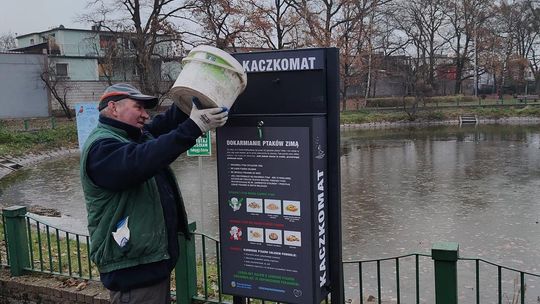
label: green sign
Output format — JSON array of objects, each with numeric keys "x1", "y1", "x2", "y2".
[{"x1": 187, "y1": 132, "x2": 212, "y2": 156}]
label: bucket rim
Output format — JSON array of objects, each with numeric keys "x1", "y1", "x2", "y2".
[{"x1": 189, "y1": 45, "x2": 245, "y2": 76}]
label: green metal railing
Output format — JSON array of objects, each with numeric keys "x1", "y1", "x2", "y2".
[
  {"x1": 343, "y1": 243, "x2": 540, "y2": 304},
  {"x1": 1, "y1": 206, "x2": 98, "y2": 279},
  {"x1": 2, "y1": 207, "x2": 539, "y2": 304},
  {"x1": 343, "y1": 253, "x2": 432, "y2": 304},
  {"x1": 23, "y1": 212, "x2": 98, "y2": 279}
]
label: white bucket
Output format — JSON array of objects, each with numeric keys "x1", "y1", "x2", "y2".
[{"x1": 170, "y1": 45, "x2": 247, "y2": 114}]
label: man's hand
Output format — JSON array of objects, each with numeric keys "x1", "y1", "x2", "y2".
[{"x1": 190, "y1": 103, "x2": 229, "y2": 133}]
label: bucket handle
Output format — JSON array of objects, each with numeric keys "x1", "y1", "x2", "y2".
[{"x1": 182, "y1": 57, "x2": 246, "y2": 81}]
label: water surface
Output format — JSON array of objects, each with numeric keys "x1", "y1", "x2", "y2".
[{"x1": 1, "y1": 124, "x2": 539, "y2": 274}]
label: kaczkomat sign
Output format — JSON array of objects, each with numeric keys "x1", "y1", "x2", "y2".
[{"x1": 217, "y1": 48, "x2": 341, "y2": 304}]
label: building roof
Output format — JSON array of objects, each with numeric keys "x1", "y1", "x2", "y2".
[
  {"x1": 10, "y1": 42, "x2": 48, "y2": 54},
  {"x1": 16, "y1": 26, "x2": 117, "y2": 39},
  {"x1": 16, "y1": 25, "x2": 176, "y2": 39}
]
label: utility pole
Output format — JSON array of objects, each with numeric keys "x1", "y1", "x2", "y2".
[
  {"x1": 365, "y1": 9, "x2": 375, "y2": 100},
  {"x1": 473, "y1": 23, "x2": 478, "y2": 97}
]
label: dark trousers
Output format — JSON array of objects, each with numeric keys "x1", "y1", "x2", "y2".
[{"x1": 109, "y1": 278, "x2": 171, "y2": 304}]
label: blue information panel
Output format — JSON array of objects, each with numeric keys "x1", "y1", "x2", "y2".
[{"x1": 74, "y1": 102, "x2": 99, "y2": 150}]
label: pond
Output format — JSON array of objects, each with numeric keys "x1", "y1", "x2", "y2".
[{"x1": 1, "y1": 124, "x2": 539, "y2": 275}]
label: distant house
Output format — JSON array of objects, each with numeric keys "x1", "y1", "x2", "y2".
[
  {"x1": 14, "y1": 25, "x2": 182, "y2": 82},
  {"x1": 12, "y1": 25, "x2": 182, "y2": 112}
]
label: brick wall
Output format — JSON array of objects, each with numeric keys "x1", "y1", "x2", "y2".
[
  {"x1": 0, "y1": 270, "x2": 110, "y2": 304},
  {"x1": 52, "y1": 81, "x2": 174, "y2": 112}
]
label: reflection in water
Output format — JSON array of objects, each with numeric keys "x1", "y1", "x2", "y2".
[
  {"x1": 1, "y1": 125, "x2": 539, "y2": 276},
  {"x1": 341, "y1": 125, "x2": 540, "y2": 274}
]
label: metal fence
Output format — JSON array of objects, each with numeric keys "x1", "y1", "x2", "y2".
[
  {"x1": 343, "y1": 254, "x2": 540, "y2": 304},
  {"x1": 2, "y1": 207, "x2": 539, "y2": 304},
  {"x1": 23, "y1": 213, "x2": 98, "y2": 279},
  {"x1": 1, "y1": 207, "x2": 97, "y2": 279}
]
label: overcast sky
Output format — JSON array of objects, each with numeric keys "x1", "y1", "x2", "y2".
[{"x1": 0, "y1": 0, "x2": 89, "y2": 36}]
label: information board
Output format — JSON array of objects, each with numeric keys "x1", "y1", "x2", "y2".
[
  {"x1": 74, "y1": 102, "x2": 99, "y2": 150},
  {"x1": 217, "y1": 117, "x2": 328, "y2": 303},
  {"x1": 217, "y1": 47, "x2": 343, "y2": 304},
  {"x1": 187, "y1": 132, "x2": 212, "y2": 156}
]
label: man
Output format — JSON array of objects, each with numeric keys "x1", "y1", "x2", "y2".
[{"x1": 80, "y1": 83, "x2": 227, "y2": 303}]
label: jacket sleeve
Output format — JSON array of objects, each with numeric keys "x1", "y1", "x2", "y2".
[
  {"x1": 86, "y1": 119, "x2": 202, "y2": 191},
  {"x1": 145, "y1": 104, "x2": 190, "y2": 138}
]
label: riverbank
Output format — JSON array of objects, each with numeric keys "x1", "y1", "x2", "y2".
[
  {"x1": 1, "y1": 111, "x2": 540, "y2": 177},
  {"x1": 341, "y1": 116, "x2": 540, "y2": 129}
]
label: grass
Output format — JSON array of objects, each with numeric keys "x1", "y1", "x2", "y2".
[
  {"x1": 0, "y1": 121, "x2": 78, "y2": 158},
  {"x1": 341, "y1": 105, "x2": 540, "y2": 124},
  {"x1": 1, "y1": 104, "x2": 539, "y2": 158}
]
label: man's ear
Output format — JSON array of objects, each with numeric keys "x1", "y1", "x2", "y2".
[{"x1": 109, "y1": 101, "x2": 119, "y2": 116}]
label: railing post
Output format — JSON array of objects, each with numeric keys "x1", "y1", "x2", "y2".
[
  {"x1": 432, "y1": 242, "x2": 459, "y2": 304},
  {"x1": 176, "y1": 222, "x2": 197, "y2": 304},
  {"x1": 3, "y1": 206, "x2": 30, "y2": 276}
]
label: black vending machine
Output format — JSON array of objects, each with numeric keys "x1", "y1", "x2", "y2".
[{"x1": 216, "y1": 48, "x2": 342, "y2": 304}]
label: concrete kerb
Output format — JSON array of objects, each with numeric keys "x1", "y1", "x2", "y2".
[{"x1": 340, "y1": 116, "x2": 540, "y2": 130}]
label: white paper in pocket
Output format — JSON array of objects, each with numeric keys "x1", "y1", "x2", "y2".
[{"x1": 112, "y1": 216, "x2": 130, "y2": 248}]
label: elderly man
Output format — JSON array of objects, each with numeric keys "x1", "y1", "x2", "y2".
[{"x1": 80, "y1": 83, "x2": 227, "y2": 303}]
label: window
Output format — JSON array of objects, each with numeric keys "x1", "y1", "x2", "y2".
[
  {"x1": 30, "y1": 39, "x2": 35, "y2": 45},
  {"x1": 100, "y1": 35, "x2": 116, "y2": 49},
  {"x1": 56, "y1": 63, "x2": 68, "y2": 77}
]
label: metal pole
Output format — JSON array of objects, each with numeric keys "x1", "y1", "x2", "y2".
[
  {"x1": 432, "y1": 242, "x2": 459, "y2": 304},
  {"x1": 474, "y1": 25, "x2": 478, "y2": 98},
  {"x1": 199, "y1": 156, "x2": 204, "y2": 234},
  {"x1": 3, "y1": 206, "x2": 30, "y2": 276},
  {"x1": 327, "y1": 48, "x2": 345, "y2": 304},
  {"x1": 365, "y1": 10, "x2": 375, "y2": 100},
  {"x1": 175, "y1": 222, "x2": 197, "y2": 304}
]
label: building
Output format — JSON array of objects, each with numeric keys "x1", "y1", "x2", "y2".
[
  {"x1": 13, "y1": 25, "x2": 182, "y2": 112},
  {"x1": 15, "y1": 25, "x2": 182, "y2": 82},
  {"x1": 0, "y1": 52, "x2": 50, "y2": 118}
]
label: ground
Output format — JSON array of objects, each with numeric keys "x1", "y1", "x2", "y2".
[{"x1": 0, "y1": 268, "x2": 109, "y2": 303}]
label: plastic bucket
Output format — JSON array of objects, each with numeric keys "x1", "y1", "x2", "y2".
[{"x1": 170, "y1": 45, "x2": 247, "y2": 114}]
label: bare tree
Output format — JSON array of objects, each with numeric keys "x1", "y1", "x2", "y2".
[
  {"x1": 39, "y1": 60, "x2": 73, "y2": 120},
  {"x1": 0, "y1": 32, "x2": 16, "y2": 51},
  {"x1": 392, "y1": 0, "x2": 447, "y2": 93},
  {"x1": 81, "y1": 0, "x2": 196, "y2": 98},
  {"x1": 442, "y1": 0, "x2": 492, "y2": 94},
  {"x1": 190, "y1": 0, "x2": 248, "y2": 50},
  {"x1": 287, "y1": 0, "x2": 354, "y2": 47},
  {"x1": 244, "y1": 0, "x2": 301, "y2": 49},
  {"x1": 338, "y1": 0, "x2": 382, "y2": 108}
]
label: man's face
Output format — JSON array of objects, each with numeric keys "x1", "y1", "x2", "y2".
[{"x1": 110, "y1": 98, "x2": 149, "y2": 129}]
